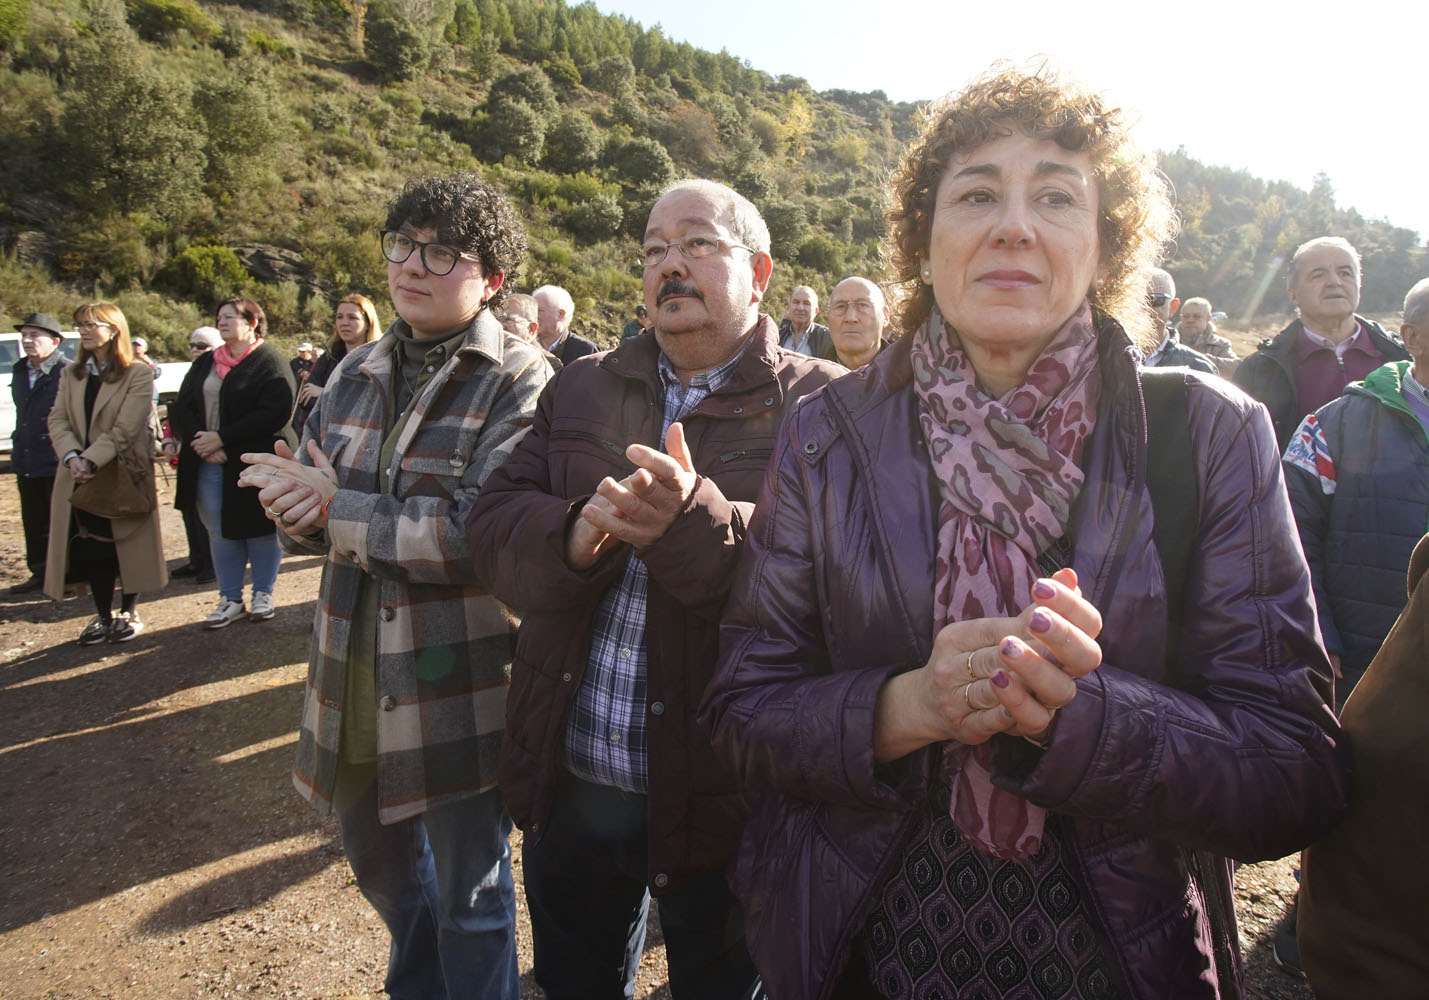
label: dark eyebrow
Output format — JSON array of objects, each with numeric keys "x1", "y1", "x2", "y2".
[{"x1": 950, "y1": 160, "x2": 1086, "y2": 183}]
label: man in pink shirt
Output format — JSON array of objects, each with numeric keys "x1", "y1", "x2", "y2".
[{"x1": 1234, "y1": 236, "x2": 1409, "y2": 449}]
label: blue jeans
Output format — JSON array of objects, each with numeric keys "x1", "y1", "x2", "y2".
[
  {"x1": 194, "y1": 461, "x2": 280, "y2": 602},
  {"x1": 334, "y1": 762, "x2": 519, "y2": 1000},
  {"x1": 523, "y1": 771, "x2": 757, "y2": 1000}
]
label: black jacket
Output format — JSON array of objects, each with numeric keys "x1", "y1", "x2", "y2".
[
  {"x1": 10, "y1": 352, "x2": 64, "y2": 478},
  {"x1": 1233, "y1": 316, "x2": 1408, "y2": 450},
  {"x1": 554, "y1": 332, "x2": 598, "y2": 366},
  {"x1": 168, "y1": 342, "x2": 297, "y2": 538},
  {"x1": 1150, "y1": 333, "x2": 1219, "y2": 376}
]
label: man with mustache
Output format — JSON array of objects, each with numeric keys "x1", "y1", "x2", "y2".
[
  {"x1": 469, "y1": 179, "x2": 839, "y2": 999},
  {"x1": 1235, "y1": 236, "x2": 1408, "y2": 449}
]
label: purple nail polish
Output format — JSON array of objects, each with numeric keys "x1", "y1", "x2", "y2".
[
  {"x1": 1033, "y1": 579, "x2": 1055, "y2": 599},
  {"x1": 1029, "y1": 609, "x2": 1052, "y2": 633},
  {"x1": 991, "y1": 669, "x2": 1010, "y2": 688},
  {"x1": 1000, "y1": 638, "x2": 1021, "y2": 658}
]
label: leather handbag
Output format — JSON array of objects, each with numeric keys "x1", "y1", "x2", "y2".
[{"x1": 69, "y1": 447, "x2": 157, "y2": 519}]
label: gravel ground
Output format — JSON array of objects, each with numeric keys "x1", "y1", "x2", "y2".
[{"x1": 0, "y1": 473, "x2": 1312, "y2": 999}]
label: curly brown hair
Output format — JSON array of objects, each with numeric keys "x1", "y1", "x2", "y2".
[
  {"x1": 384, "y1": 171, "x2": 526, "y2": 311},
  {"x1": 888, "y1": 64, "x2": 1175, "y2": 350}
]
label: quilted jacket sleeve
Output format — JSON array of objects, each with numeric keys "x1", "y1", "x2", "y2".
[
  {"x1": 703, "y1": 399, "x2": 929, "y2": 810},
  {"x1": 993, "y1": 388, "x2": 1349, "y2": 862}
]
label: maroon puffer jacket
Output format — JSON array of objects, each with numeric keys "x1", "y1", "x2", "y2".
[
  {"x1": 702, "y1": 322, "x2": 1349, "y2": 999},
  {"x1": 472, "y1": 316, "x2": 839, "y2": 892}
]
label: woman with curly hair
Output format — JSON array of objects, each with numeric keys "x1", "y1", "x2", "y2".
[
  {"x1": 238, "y1": 172, "x2": 552, "y2": 1000},
  {"x1": 703, "y1": 66, "x2": 1349, "y2": 998},
  {"x1": 291, "y1": 293, "x2": 381, "y2": 436},
  {"x1": 44, "y1": 302, "x2": 167, "y2": 643}
]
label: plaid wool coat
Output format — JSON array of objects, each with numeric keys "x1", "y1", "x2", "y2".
[{"x1": 286, "y1": 310, "x2": 553, "y2": 823}]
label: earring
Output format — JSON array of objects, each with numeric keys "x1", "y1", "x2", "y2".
[{"x1": 920, "y1": 263, "x2": 933, "y2": 283}]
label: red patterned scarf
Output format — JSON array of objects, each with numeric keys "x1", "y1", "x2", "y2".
[
  {"x1": 911, "y1": 300, "x2": 1102, "y2": 861},
  {"x1": 212, "y1": 339, "x2": 257, "y2": 381}
]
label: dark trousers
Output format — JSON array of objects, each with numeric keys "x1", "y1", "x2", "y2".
[
  {"x1": 181, "y1": 505, "x2": 212, "y2": 571},
  {"x1": 523, "y1": 771, "x2": 757, "y2": 1000},
  {"x1": 15, "y1": 474, "x2": 54, "y2": 575}
]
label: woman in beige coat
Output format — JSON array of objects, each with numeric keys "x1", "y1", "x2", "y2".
[{"x1": 43, "y1": 302, "x2": 167, "y2": 644}]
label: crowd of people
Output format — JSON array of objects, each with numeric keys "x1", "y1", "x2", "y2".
[{"x1": 7, "y1": 63, "x2": 1428, "y2": 1000}]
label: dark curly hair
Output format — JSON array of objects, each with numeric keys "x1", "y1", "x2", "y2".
[
  {"x1": 384, "y1": 171, "x2": 526, "y2": 310},
  {"x1": 888, "y1": 64, "x2": 1175, "y2": 350}
]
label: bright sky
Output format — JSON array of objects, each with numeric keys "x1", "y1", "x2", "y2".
[{"x1": 593, "y1": 0, "x2": 1429, "y2": 246}]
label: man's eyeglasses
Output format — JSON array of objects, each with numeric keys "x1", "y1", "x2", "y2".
[
  {"x1": 76, "y1": 320, "x2": 114, "y2": 331},
  {"x1": 1147, "y1": 293, "x2": 1172, "y2": 308},
  {"x1": 637, "y1": 234, "x2": 753, "y2": 269},
  {"x1": 381, "y1": 230, "x2": 480, "y2": 277}
]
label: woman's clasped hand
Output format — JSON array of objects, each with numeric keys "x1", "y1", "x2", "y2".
[{"x1": 237, "y1": 439, "x2": 338, "y2": 536}]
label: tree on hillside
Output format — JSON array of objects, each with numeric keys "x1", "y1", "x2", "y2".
[{"x1": 57, "y1": 38, "x2": 206, "y2": 220}]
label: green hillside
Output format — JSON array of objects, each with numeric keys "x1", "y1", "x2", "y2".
[{"x1": 0, "y1": 0, "x2": 1422, "y2": 358}]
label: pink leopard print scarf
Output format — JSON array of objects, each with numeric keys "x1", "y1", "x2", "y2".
[{"x1": 910, "y1": 299, "x2": 1102, "y2": 861}]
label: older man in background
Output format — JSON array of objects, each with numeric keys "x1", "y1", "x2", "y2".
[
  {"x1": 1142, "y1": 268, "x2": 1217, "y2": 374},
  {"x1": 1176, "y1": 296, "x2": 1237, "y2": 375},
  {"x1": 1236, "y1": 236, "x2": 1409, "y2": 448},
  {"x1": 498, "y1": 293, "x2": 540, "y2": 344},
  {"x1": 8, "y1": 312, "x2": 66, "y2": 594},
  {"x1": 533, "y1": 284, "x2": 598, "y2": 365},
  {"x1": 471, "y1": 178, "x2": 838, "y2": 999},
  {"x1": 826, "y1": 276, "x2": 891, "y2": 370},
  {"x1": 777, "y1": 284, "x2": 833, "y2": 359}
]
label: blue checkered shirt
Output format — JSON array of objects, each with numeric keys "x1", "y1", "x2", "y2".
[{"x1": 563, "y1": 346, "x2": 747, "y2": 793}]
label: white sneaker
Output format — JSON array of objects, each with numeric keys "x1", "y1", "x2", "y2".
[
  {"x1": 204, "y1": 598, "x2": 247, "y2": 629},
  {"x1": 249, "y1": 591, "x2": 275, "y2": 622}
]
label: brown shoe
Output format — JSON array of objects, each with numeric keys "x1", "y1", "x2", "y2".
[{"x1": 7, "y1": 574, "x2": 44, "y2": 595}]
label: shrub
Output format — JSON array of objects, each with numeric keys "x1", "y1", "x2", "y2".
[
  {"x1": 364, "y1": 8, "x2": 427, "y2": 81},
  {"x1": 541, "y1": 55, "x2": 580, "y2": 89},
  {"x1": 472, "y1": 96, "x2": 545, "y2": 164},
  {"x1": 543, "y1": 110, "x2": 602, "y2": 175},
  {"x1": 566, "y1": 193, "x2": 623, "y2": 244},
  {"x1": 604, "y1": 136, "x2": 674, "y2": 190},
  {"x1": 763, "y1": 201, "x2": 809, "y2": 257},
  {"x1": 125, "y1": 0, "x2": 219, "y2": 45},
  {"x1": 0, "y1": 0, "x2": 32, "y2": 49},
  {"x1": 486, "y1": 65, "x2": 556, "y2": 119},
  {"x1": 797, "y1": 233, "x2": 843, "y2": 273},
  {"x1": 155, "y1": 244, "x2": 249, "y2": 303},
  {"x1": 587, "y1": 54, "x2": 634, "y2": 97}
]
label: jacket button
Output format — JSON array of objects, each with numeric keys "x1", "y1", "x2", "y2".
[
  {"x1": 380, "y1": 695, "x2": 396, "y2": 711},
  {"x1": 649, "y1": 701, "x2": 665, "y2": 716},
  {"x1": 381, "y1": 606, "x2": 395, "y2": 621},
  {"x1": 732, "y1": 405, "x2": 743, "y2": 414},
  {"x1": 449, "y1": 451, "x2": 464, "y2": 466},
  {"x1": 561, "y1": 672, "x2": 573, "y2": 682},
  {"x1": 653, "y1": 873, "x2": 669, "y2": 888},
  {"x1": 803, "y1": 440, "x2": 819, "y2": 455}
]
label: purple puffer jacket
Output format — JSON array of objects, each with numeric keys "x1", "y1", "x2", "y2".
[{"x1": 702, "y1": 323, "x2": 1349, "y2": 1000}]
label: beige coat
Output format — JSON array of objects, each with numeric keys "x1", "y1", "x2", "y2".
[{"x1": 43, "y1": 361, "x2": 168, "y2": 599}]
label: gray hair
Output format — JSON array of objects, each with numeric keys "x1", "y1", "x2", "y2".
[
  {"x1": 1181, "y1": 296, "x2": 1212, "y2": 313},
  {"x1": 503, "y1": 292, "x2": 538, "y2": 324},
  {"x1": 656, "y1": 178, "x2": 771, "y2": 255},
  {"x1": 1288, "y1": 236, "x2": 1362, "y2": 287},
  {"x1": 1145, "y1": 267, "x2": 1175, "y2": 298},
  {"x1": 532, "y1": 284, "x2": 574, "y2": 318},
  {"x1": 1405, "y1": 278, "x2": 1429, "y2": 327},
  {"x1": 790, "y1": 284, "x2": 819, "y2": 307}
]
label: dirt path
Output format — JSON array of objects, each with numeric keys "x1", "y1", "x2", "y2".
[{"x1": 0, "y1": 474, "x2": 1309, "y2": 999}]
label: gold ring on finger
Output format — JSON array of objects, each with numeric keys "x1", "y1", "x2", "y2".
[
  {"x1": 962, "y1": 684, "x2": 975, "y2": 712},
  {"x1": 965, "y1": 650, "x2": 977, "y2": 682}
]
